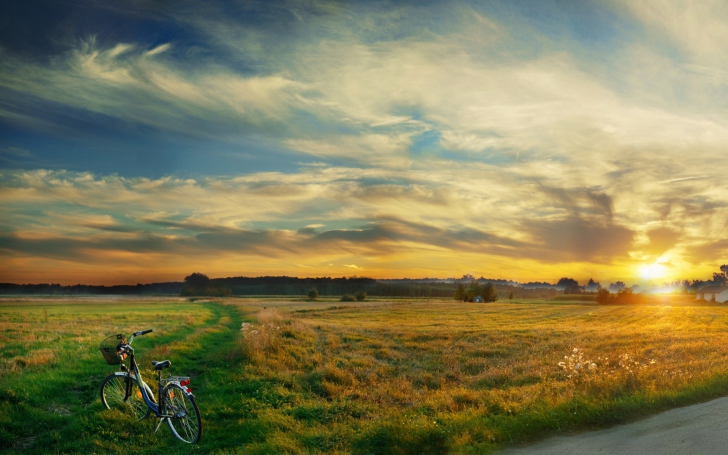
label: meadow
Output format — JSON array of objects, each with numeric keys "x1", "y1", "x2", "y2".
[{"x1": 3, "y1": 296, "x2": 728, "y2": 454}]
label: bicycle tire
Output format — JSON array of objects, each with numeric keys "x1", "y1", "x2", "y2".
[
  {"x1": 162, "y1": 383, "x2": 202, "y2": 443},
  {"x1": 100, "y1": 373, "x2": 153, "y2": 420}
]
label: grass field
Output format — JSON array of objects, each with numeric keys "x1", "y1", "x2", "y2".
[{"x1": 3, "y1": 297, "x2": 728, "y2": 454}]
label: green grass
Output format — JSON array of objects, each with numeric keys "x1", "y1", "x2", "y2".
[
  {"x1": 3, "y1": 297, "x2": 728, "y2": 453},
  {"x1": 0, "y1": 298, "x2": 239, "y2": 454}
]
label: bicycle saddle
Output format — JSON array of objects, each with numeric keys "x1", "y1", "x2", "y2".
[{"x1": 152, "y1": 360, "x2": 171, "y2": 370}]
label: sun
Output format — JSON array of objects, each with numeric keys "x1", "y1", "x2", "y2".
[{"x1": 640, "y1": 257, "x2": 669, "y2": 281}]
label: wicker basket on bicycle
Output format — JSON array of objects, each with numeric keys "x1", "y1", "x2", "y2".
[{"x1": 99, "y1": 334, "x2": 126, "y2": 365}]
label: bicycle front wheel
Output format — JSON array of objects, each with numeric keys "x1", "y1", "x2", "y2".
[
  {"x1": 163, "y1": 383, "x2": 202, "y2": 443},
  {"x1": 100, "y1": 373, "x2": 151, "y2": 420}
]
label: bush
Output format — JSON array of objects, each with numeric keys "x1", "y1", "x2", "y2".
[
  {"x1": 308, "y1": 288, "x2": 319, "y2": 300},
  {"x1": 181, "y1": 284, "x2": 231, "y2": 297},
  {"x1": 596, "y1": 288, "x2": 611, "y2": 304},
  {"x1": 355, "y1": 291, "x2": 367, "y2": 301},
  {"x1": 340, "y1": 294, "x2": 355, "y2": 302},
  {"x1": 614, "y1": 288, "x2": 644, "y2": 304}
]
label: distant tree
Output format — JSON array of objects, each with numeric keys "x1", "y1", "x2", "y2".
[
  {"x1": 508, "y1": 291, "x2": 514, "y2": 300},
  {"x1": 608, "y1": 281, "x2": 626, "y2": 292},
  {"x1": 465, "y1": 281, "x2": 481, "y2": 301},
  {"x1": 181, "y1": 272, "x2": 211, "y2": 296},
  {"x1": 184, "y1": 273, "x2": 210, "y2": 288},
  {"x1": 613, "y1": 288, "x2": 643, "y2": 305},
  {"x1": 208, "y1": 285, "x2": 232, "y2": 297},
  {"x1": 596, "y1": 288, "x2": 611, "y2": 304},
  {"x1": 481, "y1": 282, "x2": 498, "y2": 302},
  {"x1": 308, "y1": 288, "x2": 319, "y2": 300},
  {"x1": 355, "y1": 291, "x2": 367, "y2": 301},
  {"x1": 564, "y1": 285, "x2": 582, "y2": 295},
  {"x1": 680, "y1": 280, "x2": 691, "y2": 293},
  {"x1": 181, "y1": 272, "x2": 231, "y2": 297},
  {"x1": 585, "y1": 278, "x2": 601, "y2": 292},
  {"x1": 713, "y1": 265, "x2": 728, "y2": 284},
  {"x1": 454, "y1": 283, "x2": 466, "y2": 301},
  {"x1": 556, "y1": 277, "x2": 579, "y2": 290}
]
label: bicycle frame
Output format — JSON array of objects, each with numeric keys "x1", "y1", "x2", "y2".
[
  {"x1": 119, "y1": 333, "x2": 189, "y2": 419},
  {"x1": 124, "y1": 348, "x2": 161, "y2": 415},
  {"x1": 101, "y1": 329, "x2": 202, "y2": 444}
]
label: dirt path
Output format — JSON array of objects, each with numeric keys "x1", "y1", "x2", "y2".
[{"x1": 498, "y1": 397, "x2": 728, "y2": 454}]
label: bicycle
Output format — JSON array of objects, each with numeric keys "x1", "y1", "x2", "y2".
[{"x1": 98, "y1": 329, "x2": 202, "y2": 443}]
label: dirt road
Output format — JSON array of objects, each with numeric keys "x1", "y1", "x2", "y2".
[{"x1": 498, "y1": 397, "x2": 728, "y2": 454}]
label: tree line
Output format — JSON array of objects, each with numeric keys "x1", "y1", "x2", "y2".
[
  {"x1": 0, "y1": 282, "x2": 183, "y2": 295},
  {"x1": 4, "y1": 265, "x2": 726, "y2": 299}
]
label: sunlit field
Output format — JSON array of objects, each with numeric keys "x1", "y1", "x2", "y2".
[{"x1": 4, "y1": 297, "x2": 728, "y2": 454}]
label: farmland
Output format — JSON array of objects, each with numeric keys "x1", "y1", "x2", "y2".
[{"x1": 3, "y1": 297, "x2": 728, "y2": 454}]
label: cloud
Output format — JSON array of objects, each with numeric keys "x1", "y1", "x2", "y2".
[
  {"x1": 286, "y1": 133, "x2": 413, "y2": 167},
  {"x1": 537, "y1": 185, "x2": 616, "y2": 220},
  {"x1": 0, "y1": 37, "x2": 307, "y2": 143},
  {"x1": 616, "y1": 0, "x2": 728, "y2": 65},
  {"x1": 1, "y1": 146, "x2": 31, "y2": 157},
  {"x1": 644, "y1": 227, "x2": 681, "y2": 257},
  {"x1": 4, "y1": 2, "x2": 728, "y2": 173},
  {"x1": 0, "y1": 163, "x2": 723, "y2": 282},
  {"x1": 522, "y1": 216, "x2": 635, "y2": 263},
  {"x1": 0, "y1": 146, "x2": 34, "y2": 166},
  {"x1": 688, "y1": 239, "x2": 728, "y2": 265},
  {"x1": 3, "y1": 2, "x2": 728, "y2": 284}
]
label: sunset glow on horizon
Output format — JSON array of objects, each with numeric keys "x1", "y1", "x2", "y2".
[{"x1": 2, "y1": 1, "x2": 727, "y2": 287}]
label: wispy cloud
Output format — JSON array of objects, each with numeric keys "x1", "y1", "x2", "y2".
[
  {"x1": 0, "y1": 37, "x2": 306, "y2": 143},
  {"x1": 2, "y1": 1, "x2": 728, "y2": 284},
  {"x1": 1, "y1": 163, "x2": 725, "y2": 283}
]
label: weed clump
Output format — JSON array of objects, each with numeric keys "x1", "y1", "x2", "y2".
[
  {"x1": 558, "y1": 347, "x2": 662, "y2": 397},
  {"x1": 240, "y1": 321, "x2": 281, "y2": 361},
  {"x1": 558, "y1": 348, "x2": 598, "y2": 383}
]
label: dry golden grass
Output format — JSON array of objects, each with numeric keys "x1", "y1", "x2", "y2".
[
  {"x1": 229, "y1": 299, "x2": 728, "y2": 453},
  {"x1": 5, "y1": 296, "x2": 728, "y2": 454}
]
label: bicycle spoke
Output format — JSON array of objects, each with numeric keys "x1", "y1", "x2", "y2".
[
  {"x1": 100, "y1": 374, "x2": 150, "y2": 420},
  {"x1": 164, "y1": 384, "x2": 201, "y2": 443}
]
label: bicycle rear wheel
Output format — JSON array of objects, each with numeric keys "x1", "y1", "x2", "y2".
[
  {"x1": 163, "y1": 383, "x2": 202, "y2": 443},
  {"x1": 100, "y1": 373, "x2": 152, "y2": 420}
]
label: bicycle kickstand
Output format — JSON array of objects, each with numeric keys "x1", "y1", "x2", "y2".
[{"x1": 154, "y1": 416, "x2": 167, "y2": 434}]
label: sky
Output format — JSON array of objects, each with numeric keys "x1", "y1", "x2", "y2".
[{"x1": 1, "y1": 0, "x2": 727, "y2": 286}]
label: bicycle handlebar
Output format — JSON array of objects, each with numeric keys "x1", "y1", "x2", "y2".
[{"x1": 128, "y1": 329, "x2": 153, "y2": 345}]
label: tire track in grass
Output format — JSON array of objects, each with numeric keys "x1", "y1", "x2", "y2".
[
  {"x1": 0, "y1": 300, "x2": 241, "y2": 455},
  {"x1": 147, "y1": 301, "x2": 246, "y2": 454},
  {"x1": 88, "y1": 300, "x2": 245, "y2": 455}
]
